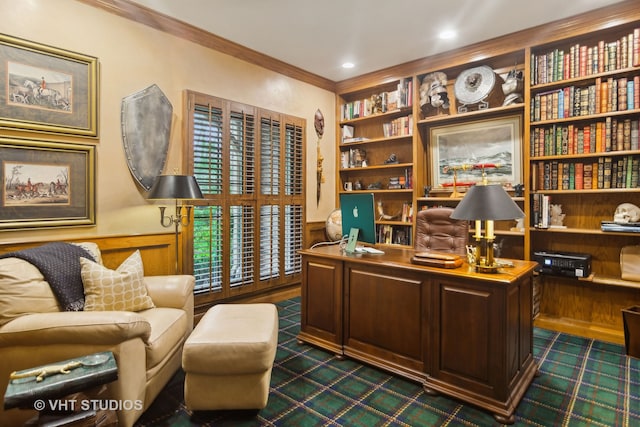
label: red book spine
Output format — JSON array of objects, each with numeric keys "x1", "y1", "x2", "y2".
[
  {"x1": 583, "y1": 125, "x2": 591, "y2": 153},
  {"x1": 575, "y1": 162, "x2": 584, "y2": 190},
  {"x1": 598, "y1": 40, "x2": 605, "y2": 73}
]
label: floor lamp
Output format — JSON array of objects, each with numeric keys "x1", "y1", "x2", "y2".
[{"x1": 147, "y1": 175, "x2": 204, "y2": 274}]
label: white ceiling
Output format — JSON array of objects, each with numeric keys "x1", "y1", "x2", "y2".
[{"x1": 129, "y1": 0, "x2": 626, "y2": 82}]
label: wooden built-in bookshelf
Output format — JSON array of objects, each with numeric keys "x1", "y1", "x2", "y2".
[
  {"x1": 526, "y1": 19, "x2": 640, "y2": 343},
  {"x1": 337, "y1": 77, "x2": 416, "y2": 247},
  {"x1": 335, "y1": 1, "x2": 640, "y2": 343}
]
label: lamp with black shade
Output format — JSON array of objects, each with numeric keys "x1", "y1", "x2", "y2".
[
  {"x1": 450, "y1": 184, "x2": 524, "y2": 273},
  {"x1": 147, "y1": 174, "x2": 203, "y2": 273}
]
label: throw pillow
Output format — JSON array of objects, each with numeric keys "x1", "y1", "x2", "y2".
[
  {"x1": 81, "y1": 250, "x2": 155, "y2": 312},
  {"x1": 0, "y1": 257, "x2": 60, "y2": 326},
  {"x1": 72, "y1": 242, "x2": 103, "y2": 265}
]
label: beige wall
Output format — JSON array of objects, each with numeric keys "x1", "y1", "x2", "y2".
[{"x1": 0, "y1": 0, "x2": 336, "y2": 243}]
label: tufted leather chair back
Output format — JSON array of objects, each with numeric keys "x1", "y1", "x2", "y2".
[{"x1": 415, "y1": 207, "x2": 469, "y2": 256}]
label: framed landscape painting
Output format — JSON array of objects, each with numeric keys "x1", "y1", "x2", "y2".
[
  {"x1": 430, "y1": 115, "x2": 522, "y2": 189},
  {"x1": 1, "y1": 137, "x2": 95, "y2": 229},
  {"x1": 0, "y1": 34, "x2": 98, "y2": 137}
]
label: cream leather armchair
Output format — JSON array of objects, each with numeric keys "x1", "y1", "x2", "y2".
[{"x1": 0, "y1": 249, "x2": 194, "y2": 427}]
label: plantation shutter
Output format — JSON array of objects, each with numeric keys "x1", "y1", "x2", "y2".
[{"x1": 184, "y1": 91, "x2": 305, "y2": 303}]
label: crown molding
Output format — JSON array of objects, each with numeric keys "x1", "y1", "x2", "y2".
[{"x1": 76, "y1": 0, "x2": 337, "y2": 92}]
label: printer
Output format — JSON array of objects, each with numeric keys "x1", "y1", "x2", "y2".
[{"x1": 533, "y1": 251, "x2": 592, "y2": 278}]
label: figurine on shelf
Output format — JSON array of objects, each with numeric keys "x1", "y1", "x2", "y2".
[
  {"x1": 384, "y1": 153, "x2": 399, "y2": 164},
  {"x1": 513, "y1": 183, "x2": 524, "y2": 197},
  {"x1": 501, "y1": 68, "x2": 524, "y2": 106},
  {"x1": 613, "y1": 203, "x2": 640, "y2": 224},
  {"x1": 511, "y1": 217, "x2": 525, "y2": 232},
  {"x1": 370, "y1": 93, "x2": 383, "y2": 115},
  {"x1": 419, "y1": 71, "x2": 450, "y2": 116},
  {"x1": 349, "y1": 148, "x2": 366, "y2": 168},
  {"x1": 549, "y1": 204, "x2": 566, "y2": 228}
]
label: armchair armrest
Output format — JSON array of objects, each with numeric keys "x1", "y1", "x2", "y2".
[
  {"x1": 0, "y1": 311, "x2": 151, "y2": 347},
  {"x1": 144, "y1": 275, "x2": 194, "y2": 309}
]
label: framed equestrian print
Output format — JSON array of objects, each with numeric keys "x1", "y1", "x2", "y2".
[
  {"x1": 0, "y1": 136, "x2": 96, "y2": 229},
  {"x1": 0, "y1": 34, "x2": 98, "y2": 137}
]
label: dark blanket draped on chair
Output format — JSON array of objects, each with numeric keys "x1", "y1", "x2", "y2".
[{"x1": 0, "y1": 242, "x2": 94, "y2": 311}]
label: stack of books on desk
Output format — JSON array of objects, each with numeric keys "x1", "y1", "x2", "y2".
[{"x1": 601, "y1": 221, "x2": 640, "y2": 233}]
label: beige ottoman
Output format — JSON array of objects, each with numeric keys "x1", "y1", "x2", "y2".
[{"x1": 182, "y1": 303, "x2": 279, "y2": 410}]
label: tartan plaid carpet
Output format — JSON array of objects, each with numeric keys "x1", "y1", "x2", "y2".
[{"x1": 135, "y1": 297, "x2": 640, "y2": 426}]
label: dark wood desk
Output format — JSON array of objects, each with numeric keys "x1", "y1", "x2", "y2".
[{"x1": 297, "y1": 245, "x2": 538, "y2": 424}]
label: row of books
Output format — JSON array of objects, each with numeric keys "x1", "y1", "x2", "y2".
[
  {"x1": 530, "y1": 27, "x2": 640, "y2": 85},
  {"x1": 531, "y1": 155, "x2": 640, "y2": 191},
  {"x1": 383, "y1": 114, "x2": 412, "y2": 138},
  {"x1": 530, "y1": 117, "x2": 640, "y2": 157},
  {"x1": 531, "y1": 193, "x2": 553, "y2": 228},
  {"x1": 376, "y1": 223, "x2": 412, "y2": 246},
  {"x1": 340, "y1": 125, "x2": 368, "y2": 144},
  {"x1": 532, "y1": 194, "x2": 640, "y2": 232},
  {"x1": 340, "y1": 148, "x2": 366, "y2": 169},
  {"x1": 530, "y1": 75, "x2": 640, "y2": 122},
  {"x1": 340, "y1": 78, "x2": 413, "y2": 121},
  {"x1": 387, "y1": 169, "x2": 413, "y2": 190}
]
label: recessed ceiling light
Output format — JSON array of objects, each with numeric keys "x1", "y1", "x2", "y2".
[
  {"x1": 439, "y1": 30, "x2": 457, "y2": 40},
  {"x1": 342, "y1": 62, "x2": 355, "y2": 69}
]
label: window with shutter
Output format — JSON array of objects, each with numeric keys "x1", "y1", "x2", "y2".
[{"x1": 184, "y1": 91, "x2": 305, "y2": 302}]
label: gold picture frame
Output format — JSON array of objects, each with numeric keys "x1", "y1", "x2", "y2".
[
  {"x1": 0, "y1": 34, "x2": 98, "y2": 137},
  {"x1": 430, "y1": 115, "x2": 522, "y2": 189},
  {"x1": 0, "y1": 136, "x2": 95, "y2": 229}
]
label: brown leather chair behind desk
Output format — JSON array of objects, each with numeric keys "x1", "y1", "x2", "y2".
[{"x1": 415, "y1": 207, "x2": 469, "y2": 256}]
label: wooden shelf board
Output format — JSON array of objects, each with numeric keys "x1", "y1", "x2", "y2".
[
  {"x1": 531, "y1": 107, "x2": 640, "y2": 126},
  {"x1": 530, "y1": 188, "x2": 640, "y2": 195},
  {"x1": 340, "y1": 106, "x2": 413, "y2": 125},
  {"x1": 534, "y1": 314, "x2": 625, "y2": 345},
  {"x1": 417, "y1": 104, "x2": 524, "y2": 126},
  {"x1": 530, "y1": 65, "x2": 640, "y2": 91},
  {"x1": 340, "y1": 134, "x2": 412, "y2": 147},
  {"x1": 339, "y1": 163, "x2": 413, "y2": 172},
  {"x1": 530, "y1": 149, "x2": 640, "y2": 161},
  {"x1": 417, "y1": 196, "x2": 525, "y2": 202},
  {"x1": 531, "y1": 227, "x2": 640, "y2": 237},
  {"x1": 578, "y1": 274, "x2": 640, "y2": 290},
  {"x1": 377, "y1": 220, "x2": 412, "y2": 226}
]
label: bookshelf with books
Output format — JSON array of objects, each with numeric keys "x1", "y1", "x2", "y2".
[
  {"x1": 331, "y1": 2, "x2": 640, "y2": 343},
  {"x1": 337, "y1": 77, "x2": 416, "y2": 248},
  {"x1": 527, "y1": 20, "x2": 640, "y2": 343}
]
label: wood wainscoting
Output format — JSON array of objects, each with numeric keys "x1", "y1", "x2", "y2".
[
  {"x1": 0, "y1": 233, "x2": 176, "y2": 276},
  {"x1": 305, "y1": 220, "x2": 327, "y2": 248},
  {"x1": 0, "y1": 233, "x2": 302, "y2": 325}
]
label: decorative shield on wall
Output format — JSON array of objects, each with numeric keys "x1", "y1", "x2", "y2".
[{"x1": 121, "y1": 84, "x2": 172, "y2": 191}]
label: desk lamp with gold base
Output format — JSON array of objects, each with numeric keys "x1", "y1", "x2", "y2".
[{"x1": 450, "y1": 183, "x2": 524, "y2": 273}]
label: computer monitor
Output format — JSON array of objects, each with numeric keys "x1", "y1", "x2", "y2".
[{"x1": 339, "y1": 192, "x2": 377, "y2": 245}]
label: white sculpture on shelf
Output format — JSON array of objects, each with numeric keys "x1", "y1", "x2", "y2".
[
  {"x1": 549, "y1": 204, "x2": 566, "y2": 228},
  {"x1": 613, "y1": 203, "x2": 640, "y2": 224}
]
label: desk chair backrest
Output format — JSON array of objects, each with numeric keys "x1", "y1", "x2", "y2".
[{"x1": 415, "y1": 207, "x2": 468, "y2": 256}]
